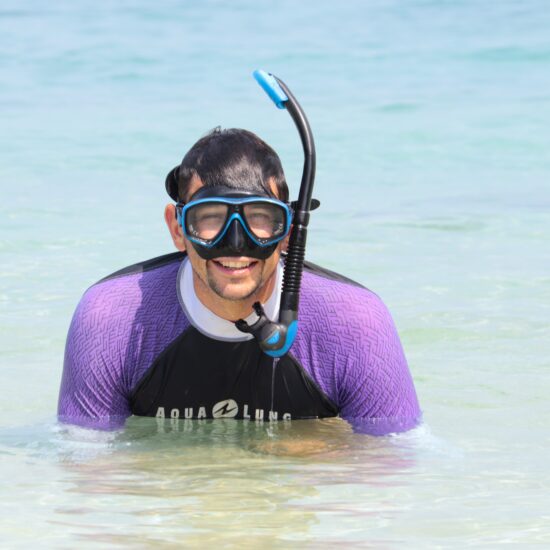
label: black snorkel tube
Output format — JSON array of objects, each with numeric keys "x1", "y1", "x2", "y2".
[{"x1": 235, "y1": 70, "x2": 316, "y2": 358}]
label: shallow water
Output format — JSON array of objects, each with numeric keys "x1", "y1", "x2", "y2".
[{"x1": 1, "y1": 0, "x2": 550, "y2": 546}]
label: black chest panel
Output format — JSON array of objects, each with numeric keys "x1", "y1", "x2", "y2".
[{"x1": 130, "y1": 327, "x2": 338, "y2": 421}]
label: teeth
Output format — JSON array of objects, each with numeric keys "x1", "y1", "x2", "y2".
[{"x1": 219, "y1": 260, "x2": 252, "y2": 269}]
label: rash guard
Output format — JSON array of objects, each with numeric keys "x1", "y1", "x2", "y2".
[{"x1": 58, "y1": 252, "x2": 421, "y2": 434}]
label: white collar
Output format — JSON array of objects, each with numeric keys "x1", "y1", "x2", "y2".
[{"x1": 177, "y1": 257, "x2": 283, "y2": 342}]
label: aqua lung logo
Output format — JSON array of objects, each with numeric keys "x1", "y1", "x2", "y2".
[
  {"x1": 212, "y1": 399, "x2": 238, "y2": 418},
  {"x1": 155, "y1": 399, "x2": 291, "y2": 421}
]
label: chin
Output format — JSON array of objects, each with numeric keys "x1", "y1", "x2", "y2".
[{"x1": 217, "y1": 287, "x2": 258, "y2": 302}]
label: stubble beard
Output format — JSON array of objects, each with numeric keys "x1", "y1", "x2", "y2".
[{"x1": 205, "y1": 262, "x2": 265, "y2": 302}]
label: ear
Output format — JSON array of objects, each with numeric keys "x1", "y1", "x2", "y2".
[{"x1": 164, "y1": 204, "x2": 186, "y2": 252}]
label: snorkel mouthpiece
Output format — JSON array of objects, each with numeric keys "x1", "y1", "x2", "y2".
[
  {"x1": 235, "y1": 305, "x2": 299, "y2": 357},
  {"x1": 235, "y1": 70, "x2": 316, "y2": 358}
]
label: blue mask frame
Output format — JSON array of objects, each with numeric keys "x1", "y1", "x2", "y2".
[{"x1": 176, "y1": 196, "x2": 293, "y2": 249}]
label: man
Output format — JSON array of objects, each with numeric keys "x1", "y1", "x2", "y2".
[{"x1": 58, "y1": 128, "x2": 421, "y2": 434}]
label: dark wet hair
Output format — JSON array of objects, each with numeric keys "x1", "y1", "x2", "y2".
[{"x1": 165, "y1": 128, "x2": 289, "y2": 203}]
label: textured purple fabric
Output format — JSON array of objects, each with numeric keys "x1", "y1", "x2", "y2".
[
  {"x1": 58, "y1": 260, "x2": 190, "y2": 424},
  {"x1": 58, "y1": 256, "x2": 421, "y2": 434},
  {"x1": 293, "y1": 270, "x2": 421, "y2": 434}
]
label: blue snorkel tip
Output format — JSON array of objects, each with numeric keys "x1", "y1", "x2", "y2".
[{"x1": 253, "y1": 69, "x2": 288, "y2": 109}]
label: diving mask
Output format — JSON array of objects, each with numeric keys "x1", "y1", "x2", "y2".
[{"x1": 176, "y1": 186, "x2": 292, "y2": 260}]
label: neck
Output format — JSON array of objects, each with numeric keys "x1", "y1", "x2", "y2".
[{"x1": 192, "y1": 270, "x2": 277, "y2": 322}]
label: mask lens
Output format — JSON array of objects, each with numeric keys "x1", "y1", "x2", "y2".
[
  {"x1": 243, "y1": 202, "x2": 286, "y2": 240},
  {"x1": 186, "y1": 203, "x2": 228, "y2": 242}
]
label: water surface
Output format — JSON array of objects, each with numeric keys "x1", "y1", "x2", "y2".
[{"x1": 1, "y1": 0, "x2": 549, "y2": 546}]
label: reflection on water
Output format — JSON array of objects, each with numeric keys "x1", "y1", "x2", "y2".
[
  {"x1": 4, "y1": 412, "x2": 544, "y2": 546},
  {"x1": 38, "y1": 417, "x2": 419, "y2": 547}
]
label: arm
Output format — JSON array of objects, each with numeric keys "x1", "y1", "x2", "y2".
[
  {"x1": 337, "y1": 292, "x2": 421, "y2": 435},
  {"x1": 58, "y1": 285, "x2": 132, "y2": 429}
]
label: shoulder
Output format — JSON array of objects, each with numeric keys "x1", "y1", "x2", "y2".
[
  {"x1": 75, "y1": 252, "x2": 185, "y2": 328},
  {"x1": 60, "y1": 252, "x2": 190, "y2": 420},
  {"x1": 65, "y1": 251, "x2": 188, "y2": 373},
  {"x1": 300, "y1": 260, "x2": 393, "y2": 335},
  {"x1": 295, "y1": 261, "x2": 406, "y2": 385},
  {"x1": 95, "y1": 251, "x2": 185, "y2": 286},
  {"x1": 295, "y1": 260, "x2": 402, "y2": 377},
  {"x1": 295, "y1": 261, "x2": 421, "y2": 431}
]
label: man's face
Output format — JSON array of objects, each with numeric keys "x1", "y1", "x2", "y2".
[{"x1": 165, "y1": 176, "x2": 286, "y2": 309}]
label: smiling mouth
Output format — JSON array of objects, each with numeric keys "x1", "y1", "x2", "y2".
[{"x1": 212, "y1": 259, "x2": 259, "y2": 274}]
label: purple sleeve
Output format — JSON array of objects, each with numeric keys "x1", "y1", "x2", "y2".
[
  {"x1": 57, "y1": 282, "x2": 134, "y2": 428},
  {"x1": 58, "y1": 261, "x2": 190, "y2": 430},
  {"x1": 294, "y1": 271, "x2": 421, "y2": 435}
]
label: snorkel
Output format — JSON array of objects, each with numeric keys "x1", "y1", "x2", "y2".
[{"x1": 235, "y1": 70, "x2": 316, "y2": 358}]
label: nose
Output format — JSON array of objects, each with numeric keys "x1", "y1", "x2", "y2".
[{"x1": 226, "y1": 218, "x2": 247, "y2": 252}]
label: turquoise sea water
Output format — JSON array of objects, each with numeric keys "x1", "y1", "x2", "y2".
[{"x1": 1, "y1": 0, "x2": 550, "y2": 546}]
